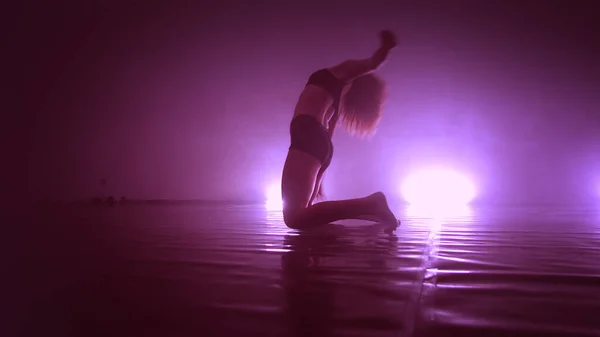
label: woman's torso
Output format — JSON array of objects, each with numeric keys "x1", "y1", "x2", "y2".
[{"x1": 293, "y1": 69, "x2": 349, "y2": 127}]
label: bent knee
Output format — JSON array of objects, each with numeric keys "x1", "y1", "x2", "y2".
[
  {"x1": 283, "y1": 209, "x2": 300, "y2": 229},
  {"x1": 283, "y1": 207, "x2": 306, "y2": 229}
]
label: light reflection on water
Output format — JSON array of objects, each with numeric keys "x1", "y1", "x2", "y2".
[
  {"x1": 405, "y1": 204, "x2": 474, "y2": 222},
  {"x1": 22, "y1": 203, "x2": 600, "y2": 337}
]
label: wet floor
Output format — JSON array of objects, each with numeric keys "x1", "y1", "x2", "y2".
[{"x1": 17, "y1": 203, "x2": 600, "y2": 336}]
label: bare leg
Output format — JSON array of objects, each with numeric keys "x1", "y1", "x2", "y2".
[
  {"x1": 285, "y1": 192, "x2": 398, "y2": 229},
  {"x1": 281, "y1": 150, "x2": 398, "y2": 230},
  {"x1": 308, "y1": 171, "x2": 325, "y2": 205}
]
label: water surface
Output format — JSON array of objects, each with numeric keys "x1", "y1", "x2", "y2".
[{"x1": 19, "y1": 203, "x2": 600, "y2": 336}]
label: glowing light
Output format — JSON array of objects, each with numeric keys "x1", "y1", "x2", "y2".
[
  {"x1": 406, "y1": 203, "x2": 473, "y2": 220},
  {"x1": 265, "y1": 183, "x2": 283, "y2": 211},
  {"x1": 401, "y1": 169, "x2": 476, "y2": 206}
]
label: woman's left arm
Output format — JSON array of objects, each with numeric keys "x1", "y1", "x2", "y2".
[{"x1": 328, "y1": 30, "x2": 398, "y2": 82}]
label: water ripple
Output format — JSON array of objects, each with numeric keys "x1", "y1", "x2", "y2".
[{"x1": 21, "y1": 203, "x2": 600, "y2": 337}]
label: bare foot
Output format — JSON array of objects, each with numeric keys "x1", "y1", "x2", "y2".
[{"x1": 366, "y1": 192, "x2": 400, "y2": 231}]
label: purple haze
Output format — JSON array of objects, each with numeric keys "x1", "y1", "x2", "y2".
[{"x1": 21, "y1": 1, "x2": 600, "y2": 205}]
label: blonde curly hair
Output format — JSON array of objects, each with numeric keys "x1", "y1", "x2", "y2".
[{"x1": 339, "y1": 73, "x2": 388, "y2": 137}]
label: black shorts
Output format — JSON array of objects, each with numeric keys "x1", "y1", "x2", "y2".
[{"x1": 289, "y1": 114, "x2": 333, "y2": 170}]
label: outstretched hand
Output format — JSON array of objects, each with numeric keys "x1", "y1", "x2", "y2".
[{"x1": 379, "y1": 30, "x2": 398, "y2": 50}]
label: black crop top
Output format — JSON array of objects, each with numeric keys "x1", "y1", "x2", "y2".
[{"x1": 305, "y1": 69, "x2": 345, "y2": 109}]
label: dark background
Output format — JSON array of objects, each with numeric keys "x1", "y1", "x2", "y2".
[{"x1": 17, "y1": 0, "x2": 600, "y2": 205}]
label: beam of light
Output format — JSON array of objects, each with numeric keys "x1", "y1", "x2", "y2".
[
  {"x1": 265, "y1": 183, "x2": 283, "y2": 211},
  {"x1": 401, "y1": 168, "x2": 476, "y2": 207}
]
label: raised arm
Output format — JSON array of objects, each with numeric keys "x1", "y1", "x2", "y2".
[{"x1": 328, "y1": 30, "x2": 398, "y2": 82}]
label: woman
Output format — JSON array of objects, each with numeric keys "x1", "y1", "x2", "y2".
[{"x1": 281, "y1": 30, "x2": 400, "y2": 230}]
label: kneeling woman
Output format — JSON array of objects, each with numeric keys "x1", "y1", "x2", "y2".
[{"x1": 281, "y1": 30, "x2": 400, "y2": 230}]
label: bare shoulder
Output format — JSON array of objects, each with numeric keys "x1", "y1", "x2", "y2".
[
  {"x1": 326, "y1": 61, "x2": 349, "y2": 79},
  {"x1": 327, "y1": 60, "x2": 359, "y2": 81},
  {"x1": 327, "y1": 59, "x2": 375, "y2": 82}
]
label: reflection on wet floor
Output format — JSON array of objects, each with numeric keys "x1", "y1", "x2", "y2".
[
  {"x1": 20, "y1": 203, "x2": 600, "y2": 336},
  {"x1": 415, "y1": 205, "x2": 600, "y2": 337}
]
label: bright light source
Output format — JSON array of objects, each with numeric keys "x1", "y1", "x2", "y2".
[
  {"x1": 406, "y1": 203, "x2": 473, "y2": 220},
  {"x1": 401, "y1": 168, "x2": 476, "y2": 206},
  {"x1": 265, "y1": 183, "x2": 283, "y2": 211}
]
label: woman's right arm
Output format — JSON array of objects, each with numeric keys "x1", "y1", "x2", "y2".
[{"x1": 328, "y1": 30, "x2": 398, "y2": 82}]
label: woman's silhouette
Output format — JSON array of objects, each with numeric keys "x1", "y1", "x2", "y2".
[{"x1": 281, "y1": 30, "x2": 400, "y2": 230}]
